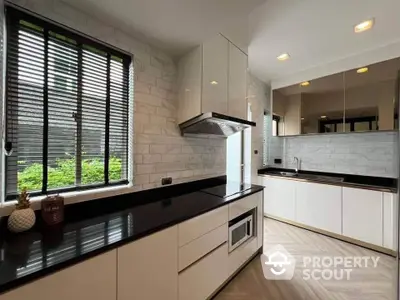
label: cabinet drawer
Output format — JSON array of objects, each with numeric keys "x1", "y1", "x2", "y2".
[
  {"x1": 178, "y1": 206, "x2": 228, "y2": 247},
  {"x1": 179, "y1": 243, "x2": 228, "y2": 300},
  {"x1": 229, "y1": 193, "x2": 260, "y2": 221},
  {"x1": 179, "y1": 223, "x2": 227, "y2": 271}
]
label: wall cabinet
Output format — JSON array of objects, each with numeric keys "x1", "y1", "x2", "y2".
[
  {"x1": 118, "y1": 226, "x2": 178, "y2": 300},
  {"x1": 202, "y1": 35, "x2": 229, "y2": 115},
  {"x1": 342, "y1": 187, "x2": 383, "y2": 246},
  {"x1": 0, "y1": 251, "x2": 117, "y2": 300},
  {"x1": 262, "y1": 177, "x2": 295, "y2": 220},
  {"x1": 296, "y1": 181, "x2": 342, "y2": 234},
  {"x1": 228, "y1": 43, "x2": 247, "y2": 120},
  {"x1": 177, "y1": 34, "x2": 248, "y2": 124}
]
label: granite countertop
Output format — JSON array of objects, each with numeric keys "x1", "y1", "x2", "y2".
[
  {"x1": 0, "y1": 178, "x2": 264, "y2": 294},
  {"x1": 258, "y1": 167, "x2": 397, "y2": 193}
]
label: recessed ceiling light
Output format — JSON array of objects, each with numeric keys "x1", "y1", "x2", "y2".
[
  {"x1": 300, "y1": 81, "x2": 310, "y2": 87},
  {"x1": 356, "y1": 67, "x2": 369, "y2": 74},
  {"x1": 210, "y1": 81, "x2": 218, "y2": 85},
  {"x1": 354, "y1": 19, "x2": 374, "y2": 33},
  {"x1": 277, "y1": 53, "x2": 290, "y2": 61},
  {"x1": 320, "y1": 115, "x2": 327, "y2": 119},
  {"x1": 301, "y1": 117, "x2": 305, "y2": 121}
]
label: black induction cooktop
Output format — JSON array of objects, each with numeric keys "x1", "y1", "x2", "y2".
[{"x1": 201, "y1": 182, "x2": 253, "y2": 198}]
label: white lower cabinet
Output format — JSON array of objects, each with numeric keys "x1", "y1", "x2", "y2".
[
  {"x1": 296, "y1": 182, "x2": 342, "y2": 234},
  {"x1": 228, "y1": 238, "x2": 258, "y2": 278},
  {"x1": 178, "y1": 243, "x2": 228, "y2": 300},
  {"x1": 118, "y1": 226, "x2": 178, "y2": 300},
  {"x1": 342, "y1": 187, "x2": 383, "y2": 246},
  {"x1": 257, "y1": 191, "x2": 264, "y2": 248},
  {"x1": 259, "y1": 176, "x2": 398, "y2": 251},
  {"x1": 0, "y1": 250, "x2": 117, "y2": 300},
  {"x1": 383, "y1": 192, "x2": 398, "y2": 250},
  {"x1": 263, "y1": 177, "x2": 295, "y2": 220}
]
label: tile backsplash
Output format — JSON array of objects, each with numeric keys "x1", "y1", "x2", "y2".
[{"x1": 269, "y1": 131, "x2": 398, "y2": 178}]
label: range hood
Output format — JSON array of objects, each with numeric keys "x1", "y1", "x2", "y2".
[{"x1": 179, "y1": 112, "x2": 256, "y2": 138}]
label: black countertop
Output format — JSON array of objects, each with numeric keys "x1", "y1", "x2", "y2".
[
  {"x1": 0, "y1": 177, "x2": 264, "y2": 294},
  {"x1": 258, "y1": 167, "x2": 397, "y2": 192}
]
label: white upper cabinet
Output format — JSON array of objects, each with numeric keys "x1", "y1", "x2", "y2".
[
  {"x1": 202, "y1": 35, "x2": 229, "y2": 115},
  {"x1": 228, "y1": 43, "x2": 247, "y2": 120},
  {"x1": 177, "y1": 34, "x2": 248, "y2": 124}
]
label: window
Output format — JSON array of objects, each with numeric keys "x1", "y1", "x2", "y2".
[
  {"x1": 272, "y1": 115, "x2": 280, "y2": 136},
  {"x1": 5, "y1": 7, "x2": 132, "y2": 200}
]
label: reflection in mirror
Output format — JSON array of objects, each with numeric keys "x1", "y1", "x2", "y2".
[
  {"x1": 344, "y1": 57, "x2": 400, "y2": 132},
  {"x1": 272, "y1": 56, "x2": 400, "y2": 136},
  {"x1": 272, "y1": 72, "x2": 345, "y2": 136}
]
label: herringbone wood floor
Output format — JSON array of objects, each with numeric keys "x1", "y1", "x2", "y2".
[{"x1": 214, "y1": 218, "x2": 397, "y2": 300}]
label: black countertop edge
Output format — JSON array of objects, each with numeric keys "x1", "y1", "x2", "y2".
[
  {"x1": 258, "y1": 167, "x2": 397, "y2": 193},
  {"x1": 0, "y1": 179, "x2": 264, "y2": 295}
]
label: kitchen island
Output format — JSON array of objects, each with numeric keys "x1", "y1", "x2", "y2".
[{"x1": 0, "y1": 176, "x2": 264, "y2": 300}]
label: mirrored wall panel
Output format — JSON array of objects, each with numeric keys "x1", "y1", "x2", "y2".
[{"x1": 272, "y1": 57, "x2": 400, "y2": 136}]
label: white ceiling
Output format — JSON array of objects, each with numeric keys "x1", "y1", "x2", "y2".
[
  {"x1": 249, "y1": 0, "x2": 400, "y2": 85},
  {"x1": 65, "y1": 0, "x2": 265, "y2": 56}
]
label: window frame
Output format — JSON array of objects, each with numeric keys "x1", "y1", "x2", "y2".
[
  {"x1": 4, "y1": 6, "x2": 133, "y2": 201},
  {"x1": 318, "y1": 116, "x2": 378, "y2": 133}
]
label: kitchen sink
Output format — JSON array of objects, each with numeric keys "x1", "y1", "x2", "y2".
[
  {"x1": 272, "y1": 171, "x2": 344, "y2": 183},
  {"x1": 278, "y1": 171, "x2": 298, "y2": 177},
  {"x1": 299, "y1": 174, "x2": 344, "y2": 183}
]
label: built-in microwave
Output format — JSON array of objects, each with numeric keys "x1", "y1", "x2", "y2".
[{"x1": 228, "y1": 208, "x2": 255, "y2": 252}]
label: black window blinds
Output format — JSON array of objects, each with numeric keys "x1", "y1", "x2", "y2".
[{"x1": 5, "y1": 7, "x2": 131, "y2": 200}]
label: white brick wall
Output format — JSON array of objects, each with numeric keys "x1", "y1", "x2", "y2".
[
  {"x1": 9, "y1": 0, "x2": 226, "y2": 190},
  {"x1": 269, "y1": 131, "x2": 398, "y2": 178}
]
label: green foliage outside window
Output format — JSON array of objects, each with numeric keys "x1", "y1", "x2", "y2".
[{"x1": 18, "y1": 156, "x2": 122, "y2": 191}]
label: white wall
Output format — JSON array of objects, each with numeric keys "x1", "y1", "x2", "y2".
[
  {"x1": 4, "y1": 0, "x2": 226, "y2": 196},
  {"x1": 269, "y1": 131, "x2": 398, "y2": 178}
]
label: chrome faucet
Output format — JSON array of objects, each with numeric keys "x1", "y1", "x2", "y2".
[{"x1": 294, "y1": 157, "x2": 301, "y2": 174}]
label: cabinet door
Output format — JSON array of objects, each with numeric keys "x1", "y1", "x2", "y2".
[
  {"x1": 257, "y1": 191, "x2": 264, "y2": 249},
  {"x1": 1, "y1": 251, "x2": 117, "y2": 300},
  {"x1": 342, "y1": 188, "x2": 383, "y2": 246},
  {"x1": 296, "y1": 182, "x2": 342, "y2": 234},
  {"x1": 118, "y1": 226, "x2": 178, "y2": 300},
  {"x1": 262, "y1": 177, "x2": 295, "y2": 221},
  {"x1": 202, "y1": 34, "x2": 228, "y2": 114},
  {"x1": 228, "y1": 43, "x2": 247, "y2": 120},
  {"x1": 383, "y1": 192, "x2": 398, "y2": 250},
  {"x1": 177, "y1": 46, "x2": 202, "y2": 124},
  {"x1": 179, "y1": 243, "x2": 228, "y2": 300}
]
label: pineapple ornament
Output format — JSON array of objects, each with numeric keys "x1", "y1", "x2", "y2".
[{"x1": 8, "y1": 188, "x2": 36, "y2": 233}]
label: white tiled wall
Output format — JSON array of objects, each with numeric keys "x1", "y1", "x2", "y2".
[
  {"x1": 8, "y1": 0, "x2": 226, "y2": 191},
  {"x1": 247, "y1": 73, "x2": 270, "y2": 183},
  {"x1": 269, "y1": 131, "x2": 398, "y2": 178}
]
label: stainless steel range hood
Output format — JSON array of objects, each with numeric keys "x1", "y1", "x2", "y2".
[{"x1": 179, "y1": 112, "x2": 256, "y2": 138}]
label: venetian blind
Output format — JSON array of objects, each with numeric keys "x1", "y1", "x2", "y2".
[{"x1": 5, "y1": 7, "x2": 131, "y2": 200}]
